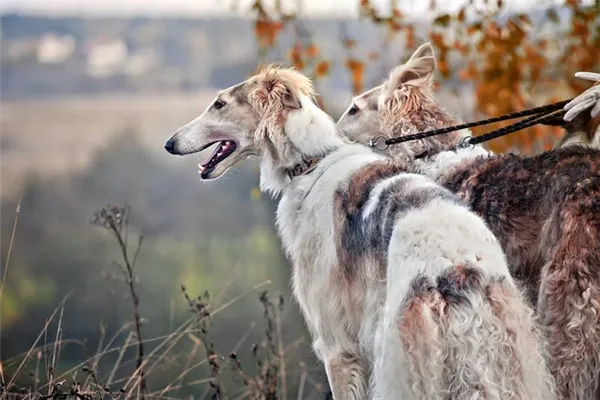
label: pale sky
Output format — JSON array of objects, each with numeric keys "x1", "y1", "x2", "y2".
[{"x1": 0, "y1": 0, "x2": 568, "y2": 18}]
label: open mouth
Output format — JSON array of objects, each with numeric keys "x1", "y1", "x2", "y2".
[{"x1": 198, "y1": 140, "x2": 237, "y2": 178}]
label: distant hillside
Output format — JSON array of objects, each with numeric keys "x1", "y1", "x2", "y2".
[{"x1": 0, "y1": 8, "x2": 572, "y2": 101}]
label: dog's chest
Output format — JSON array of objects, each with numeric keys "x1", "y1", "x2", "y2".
[{"x1": 277, "y1": 186, "x2": 378, "y2": 347}]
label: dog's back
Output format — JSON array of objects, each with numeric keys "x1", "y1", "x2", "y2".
[
  {"x1": 334, "y1": 165, "x2": 554, "y2": 399},
  {"x1": 371, "y1": 184, "x2": 554, "y2": 399}
]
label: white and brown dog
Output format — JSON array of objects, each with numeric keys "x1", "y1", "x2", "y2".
[
  {"x1": 337, "y1": 43, "x2": 600, "y2": 400},
  {"x1": 165, "y1": 66, "x2": 554, "y2": 399}
]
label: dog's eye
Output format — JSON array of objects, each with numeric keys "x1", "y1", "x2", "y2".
[
  {"x1": 348, "y1": 105, "x2": 359, "y2": 116},
  {"x1": 213, "y1": 99, "x2": 226, "y2": 110}
]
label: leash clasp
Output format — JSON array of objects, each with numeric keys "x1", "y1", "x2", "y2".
[
  {"x1": 369, "y1": 136, "x2": 389, "y2": 151},
  {"x1": 458, "y1": 136, "x2": 474, "y2": 149}
]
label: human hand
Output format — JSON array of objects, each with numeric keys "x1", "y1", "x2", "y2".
[{"x1": 563, "y1": 72, "x2": 600, "y2": 122}]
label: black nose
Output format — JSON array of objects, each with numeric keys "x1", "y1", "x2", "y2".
[{"x1": 164, "y1": 139, "x2": 176, "y2": 154}]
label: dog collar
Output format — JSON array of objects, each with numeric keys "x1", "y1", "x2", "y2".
[{"x1": 286, "y1": 157, "x2": 321, "y2": 180}]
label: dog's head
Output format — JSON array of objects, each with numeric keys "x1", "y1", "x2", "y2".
[
  {"x1": 165, "y1": 65, "x2": 341, "y2": 195},
  {"x1": 337, "y1": 42, "x2": 461, "y2": 158}
]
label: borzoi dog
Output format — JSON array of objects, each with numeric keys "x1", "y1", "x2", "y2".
[
  {"x1": 164, "y1": 66, "x2": 554, "y2": 399},
  {"x1": 337, "y1": 43, "x2": 600, "y2": 400}
]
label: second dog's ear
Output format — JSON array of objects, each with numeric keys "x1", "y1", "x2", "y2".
[
  {"x1": 389, "y1": 43, "x2": 436, "y2": 89},
  {"x1": 409, "y1": 42, "x2": 434, "y2": 62},
  {"x1": 282, "y1": 85, "x2": 302, "y2": 110}
]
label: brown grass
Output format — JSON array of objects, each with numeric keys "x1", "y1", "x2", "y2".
[{"x1": 0, "y1": 204, "x2": 329, "y2": 400}]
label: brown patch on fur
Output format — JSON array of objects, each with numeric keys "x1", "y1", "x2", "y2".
[
  {"x1": 442, "y1": 147, "x2": 600, "y2": 302},
  {"x1": 396, "y1": 266, "x2": 553, "y2": 399},
  {"x1": 330, "y1": 161, "x2": 411, "y2": 320},
  {"x1": 399, "y1": 290, "x2": 446, "y2": 347},
  {"x1": 400, "y1": 278, "x2": 446, "y2": 334},
  {"x1": 330, "y1": 160, "x2": 432, "y2": 327},
  {"x1": 441, "y1": 264, "x2": 484, "y2": 291},
  {"x1": 399, "y1": 277, "x2": 446, "y2": 395},
  {"x1": 333, "y1": 160, "x2": 409, "y2": 279}
]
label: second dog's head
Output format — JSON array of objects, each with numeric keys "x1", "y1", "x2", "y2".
[{"x1": 337, "y1": 42, "x2": 464, "y2": 159}]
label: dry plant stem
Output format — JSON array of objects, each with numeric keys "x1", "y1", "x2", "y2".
[
  {"x1": 151, "y1": 378, "x2": 212, "y2": 397},
  {"x1": 5, "y1": 296, "x2": 70, "y2": 393},
  {"x1": 135, "y1": 326, "x2": 190, "y2": 384},
  {"x1": 0, "y1": 197, "x2": 21, "y2": 304},
  {"x1": 34, "y1": 352, "x2": 42, "y2": 393},
  {"x1": 122, "y1": 317, "x2": 201, "y2": 391},
  {"x1": 160, "y1": 342, "x2": 202, "y2": 398},
  {"x1": 296, "y1": 370, "x2": 306, "y2": 400},
  {"x1": 181, "y1": 288, "x2": 226, "y2": 400},
  {"x1": 93, "y1": 206, "x2": 147, "y2": 397},
  {"x1": 117, "y1": 235, "x2": 145, "y2": 396},
  {"x1": 229, "y1": 356, "x2": 262, "y2": 397},
  {"x1": 35, "y1": 321, "x2": 197, "y2": 394},
  {"x1": 163, "y1": 321, "x2": 257, "y2": 399},
  {"x1": 83, "y1": 324, "x2": 107, "y2": 389},
  {"x1": 212, "y1": 281, "x2": 272, "y2": 316},
  {"x1": 47, "y1": 304, "x2": 65, "y2": 396},
  {"x1": 3, "y1": 339, "x2": 86, "y2": 368},
  {"x1": 275, "y1": 309, "x2": 286, "y2": 400},
  {"x1": 31, "y1": 323, "x2": 136, "y2": 392},
  {"x1": 0, "y1": 362, "x2": 8, "y2": 393},
  {"x1": 106, "y1": 332, "x2": 134, "y2": 386}
]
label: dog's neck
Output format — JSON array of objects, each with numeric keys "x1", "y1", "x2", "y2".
[
  {"x1": 286, "y1": 156, "x2": 322, "y2": 180},
  {"x1": 281, "y1": 143, "x2": 382, "y2": 205},
  {"x1": 258, "y1": 98, "x2": 347, "y2": 196}
]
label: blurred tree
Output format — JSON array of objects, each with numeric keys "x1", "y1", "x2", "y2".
[{"x1": 249, "y1": 0, "x2": 599, "y2": 154}]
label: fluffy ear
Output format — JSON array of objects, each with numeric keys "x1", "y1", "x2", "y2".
[
  {"x1": 261, "y1": 75, "x2": 303, "y2": 110},
  {"x1": 282, "y1": 85, "x2": 302, "y2": 109},
  {"x1": 408, "y1": 42, "x2": 434, "y2": 61},
  {"x1": 389, "y1": 43, "x2": 436, "y2": 89}
]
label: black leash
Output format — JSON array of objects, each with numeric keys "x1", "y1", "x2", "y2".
[
  {"x1": 369, "y1": 98, "x2": 573, "y2": 151},
  {"x1": 459, "y1": 109, "x2": 566, "y2": 148}
]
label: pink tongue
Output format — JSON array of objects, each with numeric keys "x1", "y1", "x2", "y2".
[{"x1": 201, "y1": 141, "x2": 232, "y2": 168}]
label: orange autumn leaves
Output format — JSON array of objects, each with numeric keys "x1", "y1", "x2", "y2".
[
  {"x1": 288, "y1": 43, "x2": 330, "y2": 79},
  {"x1": 249, "y1": 0, "x2": 598, "y2": 154},
  {"x1": 345, "y1": 59, "x2": 365, "y2": 95},
  {"x1": 252, "y1": 0, "x2": 285, "y2": 50},
  {"x1": 438, "y1": 0, "x2": 599, "y2": 153},
  {"x1": 254, "y1": 19, "x2": 283, "y2": 49}
]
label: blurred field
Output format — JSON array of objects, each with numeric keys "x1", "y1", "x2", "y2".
[{"x1": 1, "y1": 92, "x2": 216, "y2": 196}]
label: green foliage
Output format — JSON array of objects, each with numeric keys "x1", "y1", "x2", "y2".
[{"x1": 1, "y1": 268, "x2": 56, "y2": 328}]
